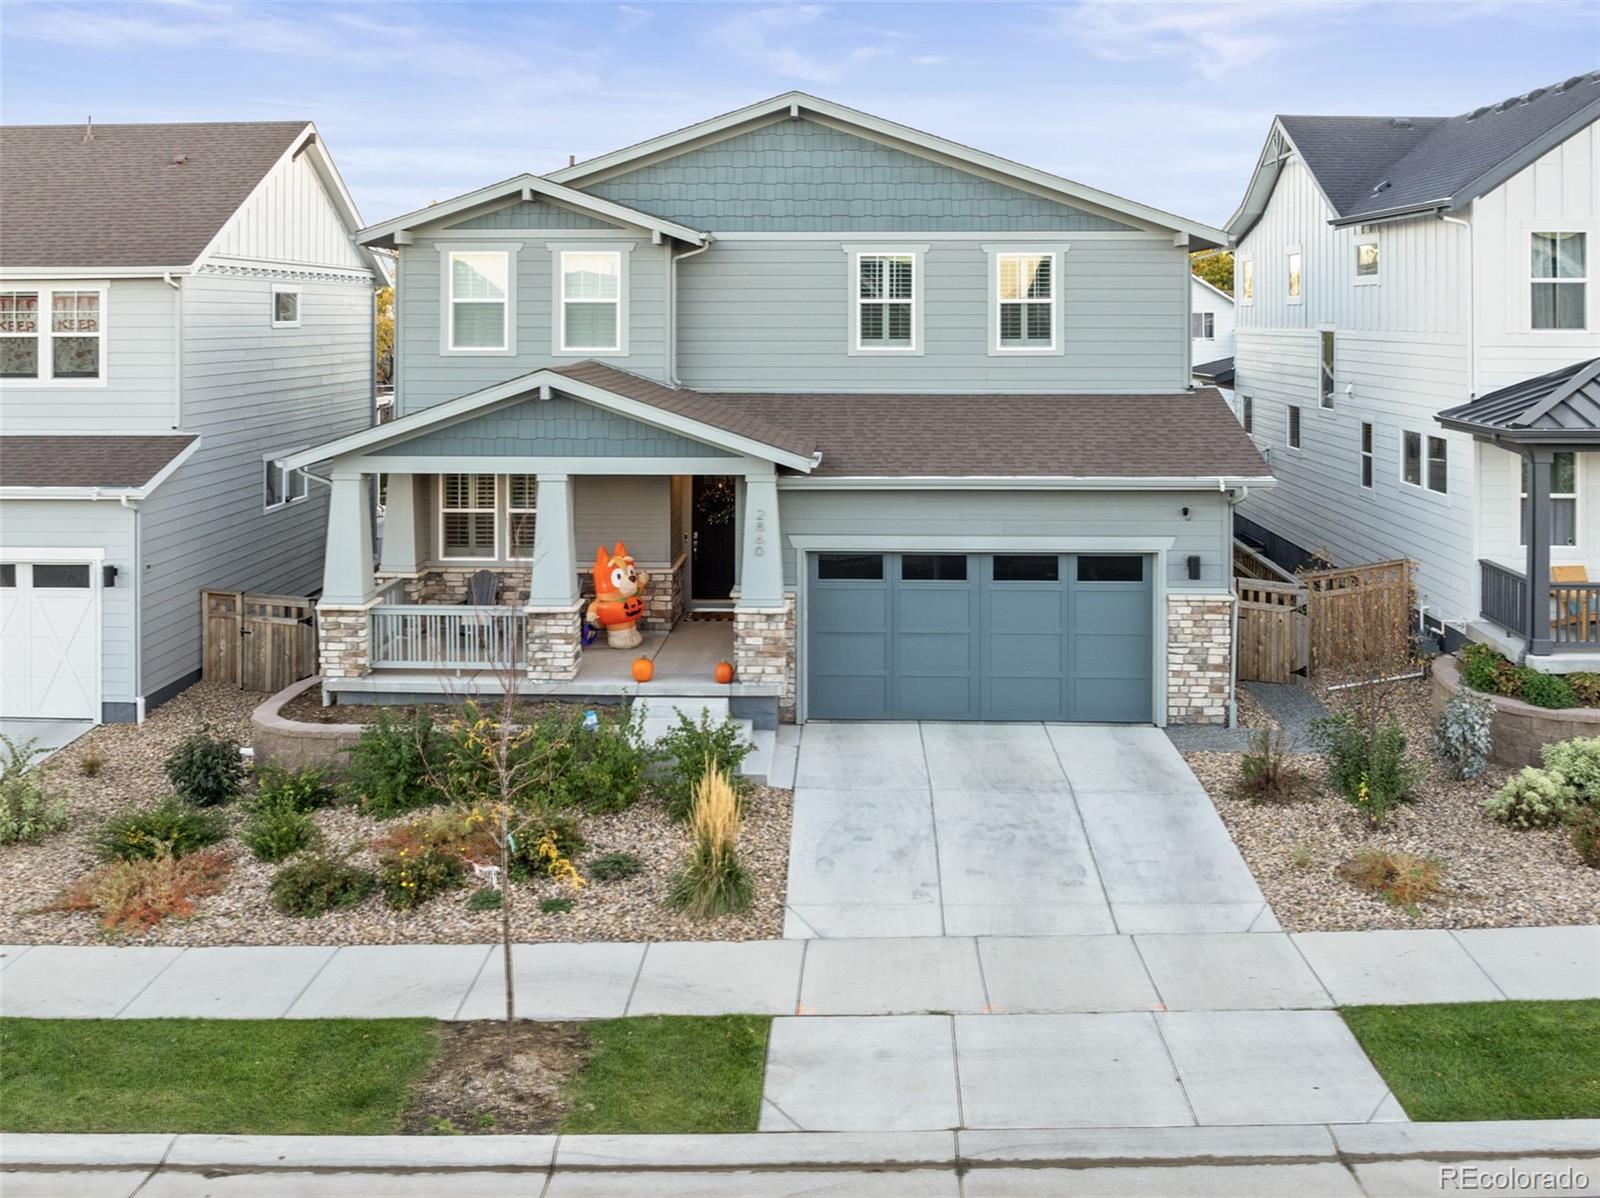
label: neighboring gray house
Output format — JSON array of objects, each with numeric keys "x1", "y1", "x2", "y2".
[
  {"x1": 284, "y1": 93, "x2": 1267, "y2": 727},
  {"x1": 1, "y1": 121, "x2": 383, "y2": 723},
  {"x1": 1227, "y1": 73, "x2": 1600, "y2": 667}
]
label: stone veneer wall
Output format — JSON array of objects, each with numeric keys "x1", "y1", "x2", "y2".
[
  {"x1": 382, "y1": 561, "x2": 684, "y2": 632},
  {"x1": 1166, "y1": 594, "x2": 1233, "y2": 726},
  {"x1": 317, "y1": 606, "x2": 371, "y2": 680},
  {"x1": 1431, "y1": 652, "x2": 1600, "y2": 768},
  {"x1": 527, "y1": 602, "x2": 583, "y2": 681},
  {"x1": 734, "y1": 592, "x2": 797, "y2": 722}
]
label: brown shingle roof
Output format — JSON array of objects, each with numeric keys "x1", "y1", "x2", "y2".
[
  {"x1": 0, "y1": 435, "x2": 197, "y2": 489},
  {"x1": 0, "y1": 121, "x2": 308, "y2": 268},
  {"x1": 549, "y1": 362, "x2": 1266, "y2": 479}
]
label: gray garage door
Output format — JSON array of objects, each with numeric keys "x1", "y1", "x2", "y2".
[{"x1": 806, "y1": 551, "x2": 1153, "y2": 722}]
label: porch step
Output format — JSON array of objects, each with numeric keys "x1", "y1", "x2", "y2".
[
  {"x1": 633, "y1": 695, "x2": 730, "y2": 725},
  {"x1": 632, "y1": 693, "x2": 774, "y2": 786}
]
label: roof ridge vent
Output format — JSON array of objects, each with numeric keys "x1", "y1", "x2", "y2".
[
  {"x1": 1557, "y1": 74, "x2": 1588, "y2": 91},
  {"x1": 1525, "y1": 87, "x2": 1547, "y2": 103},
  {"x1": 1467, "y1": 105, "x2": 1491, "y2": 121},
  {"x1": 1391, "y1": 116, "x2": 1412, "y2": 128},
  {"x1": 1497, "y1": 96, "x2": 1520, "y2": 112}
]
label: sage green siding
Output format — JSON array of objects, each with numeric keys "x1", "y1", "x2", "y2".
[
  {"x1": 371, "y1": 394, "x2": 733, "y2": 458},
  {"x1": 588, "y1": 120, "x2": 1136, "y2": 232},
  {"x1": 450, "y1": 198, "x2": 612, "y2": 230}
]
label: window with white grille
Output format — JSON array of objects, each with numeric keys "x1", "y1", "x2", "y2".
[
  {"x1": 440, "y1": 474, "x2": 497, "y2": 559},
  {"x1": 448, "y1": 252, "x2": 509, "y2": 350},
  {"x1": 1191, "y1": 311, "x2": 1215, "y2": 340},
  {"x1": 507, "y1": 475, "x2": 538, "y2": 559},
  {"x1": 0, "y1": 286, "x2": 105, "y2": 382},
  {"x1": 1531, "y1": 232, "x2": 1586, "y2": 330},
  {"x1": 857, "y1": 253, "x2": 915, "y2": 349},
  {"x1": 560, "y1": 251, "x2": 622, "y2": 352},
  {"x1": 997, "y1": 252, "x2": 1054, "y2": 350}
]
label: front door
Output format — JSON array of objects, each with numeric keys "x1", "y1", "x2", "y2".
[{"x1": 691, "y1": 475, "x2": 737, "y2": 602}]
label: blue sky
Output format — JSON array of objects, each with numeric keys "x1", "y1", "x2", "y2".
[{"x1": 3, "y1": 1, "x2": 1598, "y2": 227}]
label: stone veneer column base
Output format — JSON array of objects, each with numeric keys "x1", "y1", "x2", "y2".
[
  {"x1": 1166, "y1": 593, "x2": 1234, "y2": 726},
  {"x1": 734, "y1": 593, "x2": 797, "y2": 723},
  {"x1": 316, "y1": 604, "x2": 374, "y2": 680},
  {"x1": 527, "y1": 601, "x2": 583, "y2": 682}
]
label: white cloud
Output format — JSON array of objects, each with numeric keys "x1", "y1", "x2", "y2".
[
  {"x1": 711, "y1": 5, "x2": 843, "y2": 84},
  {"x1": 913, "y1": 54, "x2": 948, "y2": 66}
]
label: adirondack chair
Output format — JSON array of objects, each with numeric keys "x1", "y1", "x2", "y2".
[
  {"x1": 461, "y1": 570, "x2": 502, "y2": 653},
  {"x1": 1552, "y1": 564, "x2": 1594, "y2": 640}
]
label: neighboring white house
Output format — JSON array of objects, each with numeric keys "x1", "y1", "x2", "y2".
[
  {"x1": 1191, "y1": 274, "x2": 1235, "y2": 362},
  {"x1": 0, "y1": 121, "x2": 384, "y2": 722},
  {"x1": 1226, "y1": 72, "x2": 1600, "y2": 665}
]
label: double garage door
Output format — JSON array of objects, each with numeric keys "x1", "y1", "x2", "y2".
[
  {"x1": 807, "y1": 551, "x2": 1154, "y2": 723},
  {"x1": 0, "y1": 561, "x2": 99, "y2": 720}
]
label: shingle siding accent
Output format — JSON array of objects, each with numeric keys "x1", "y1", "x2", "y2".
[{"x1": 449, "y1": 198, "x2": 614, "y2": 230}]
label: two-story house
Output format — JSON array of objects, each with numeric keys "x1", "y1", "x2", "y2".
[
  {"x1": 282, "y1": 93, "x2": 1268, "y2": 727},
  {"x1": 1, "y1": 121, "x2": 383, "y2": 724},
  {"x1": 1227, "y1": 73, "x2": 1600, "y2": 668}
]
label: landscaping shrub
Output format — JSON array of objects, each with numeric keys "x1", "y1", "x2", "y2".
[
  {"x1": 1338, "y1": 848, "x2": 1445, "y2": 911},
  {"x1": 1484, "y1": 767, "x2": 1579, "y2": 829},
  {"x1": 1540, "y1": 737, "x2": 1600, "y2": 806},
  {"x1": 588, "y1": 851, "x2": 645, "y2": 882},
  {"x1": 241, "y1": 803, "x2": 323, "y2": 863},
  {"x1": 92, "y1": 798, "x2": 228, "y2": 863},
  {"x1": 1570, "y1": 808, "x2": 1600, "y2": 868},
  {"x1": 656, "y1": 713, "x2": 754, "y2": 821},
  {"x1": 539, "y1": 896, "x2": 574, "y2": 915},
  {"x1": 344, "y1": 709, "x2": 445, "y2": 817},
  {"x1": 1433, "y1": 691, "x2": 1494, "y2": 781},
  {"x1": 1312, "y1": 712, "x2": 1419, "y2": 826},
  {"x1": 377, "y1": 843, "x2": 466, "y2": 910},
  {"x1": 57, "y1": 847, "x2": 231, "y2": 934},
  {"x1": 165, "y1": 724, "x2": 245, "y2": 806},
  {"x1": 270, "y1": 854, "x2": 376, "y2": 916},
  {"x1": 552, "y1": 704, "x2": 651, "y2": 813},
  {"x1": 0, "y1": 735, "x2": 70, "y2": 846},
  {"x1": 468, "y1": 886, "x2": 503, "y2": 912},
  {"x1": 1458, "y1": 643, "x2": 1503, "y2": 694},
  {"x1": 669, "y1": 766, "x2": 753, "y2": 918},
  {"x1": 1568, "y1": 673, "x2": 1600, "y2": 707},
  {"x1": 1521, "y1": 672, "x2": 1580, "y2": 710},
  {"x1": 77, "y1": 746, "x2": 105, "y2": 778},
  {"x1": 1236, "y1": 729, "x2": 1306, "y2": 802},
  {"x1": 251, "y1": 764, "x2": 337, "y2": 813}
]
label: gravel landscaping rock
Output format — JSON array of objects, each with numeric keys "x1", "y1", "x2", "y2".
[
  {"x1": 0, "y1": 681, "x2": 791, "y2": 946},
  {"x1": 1186, "y1": 670, "x2": 1600, "y2": 931}
]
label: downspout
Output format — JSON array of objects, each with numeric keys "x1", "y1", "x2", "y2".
[
  {"x1": 162, "y1": 272, "x2": 181, "y2": 429},
  {"x1": 1225, "y1": 484, "x2": 1248, "y2": 729},
  {"x1": 668, "y1": 239, "x2": 713, "y2": 387},
  {"x1": 1441, "y1": 212, "x2": 1475, "y2": 643}
]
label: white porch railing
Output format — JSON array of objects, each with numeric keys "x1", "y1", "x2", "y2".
[{"x1": 369, "y1": 605, "x2": 527, "y2": 669}]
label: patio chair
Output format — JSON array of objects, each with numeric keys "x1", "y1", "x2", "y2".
[
  {"x1": 461, "y1": 570, "x2": 502, "y2": 657},
  {"x1": 1552, "y1": 564, "x2": 1594, "y2": 639}
]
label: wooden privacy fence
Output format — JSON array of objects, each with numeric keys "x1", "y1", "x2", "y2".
[
  {"x1": 1237, "y1": 578, "x2": 1308, "y2": 683},
  {"x1": 202, "y1": 590, "x2": 318, "y2": 693}
]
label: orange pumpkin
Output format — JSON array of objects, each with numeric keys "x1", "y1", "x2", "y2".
[
  {"x1": 714, "y1": 660, "x2": 735, "y2": 684},
  {"x1": 631, "y1": 657, "x2": 654, "y2": 683}
]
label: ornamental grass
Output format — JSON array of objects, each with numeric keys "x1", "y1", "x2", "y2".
[{"x1": 668, "y1": 762, "x2": 753, "y2": 918}]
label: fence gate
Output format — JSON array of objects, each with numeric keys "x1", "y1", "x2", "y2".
[
  {"x1": 1301, "y1": 559, "x2": 1413, "y2": 672},
  {"x1": 1236, "y1": 578, "x2": 1308, "y2": 683},
  {"x1": 201, "y1": 590, "x2": 318, "y2": 692}
]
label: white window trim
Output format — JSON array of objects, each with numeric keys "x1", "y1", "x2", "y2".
[
  {"x1": 1359, "y1": 422, "x2": 1374, "y2": 490},
  {"x1": 262, "y1": 461, "x2": 309, "y2": 513},
  {"x1": 552, "y1": 245, "x2": 630, "y2": 356},
  {"x1": 1400, "y1": 429, "x2": 1449, "y2": 498},
  {"x1": 1518, "y1": 451, "x2": 1580, "y2": 550},
  {"x1": 1286, "y1": 404, "x2": 1301, "y2": 451},
  {"x1": 1240, "y1": 394, "x2": 1253, "y2": 435},
  {"x1": 437, "y1": 473, "x2": 501, "y2": 562},
  {"x1": 1191, "y1": 311, "x2": 1215, "y2": 340},
  {"x1": 506, "y1": 474, "x2": 538, "y2": 561},
  {"x1": 1319, "y1": 328, "x2": 1336, "y2": 409},
  {"x1": 984, "y1": 246, "x2": 1066, "y2": 356},
  {"x1": 1354, "y1": 234, "x2": 1380, "y2": 286},
  {"x1": 843, "y1": 244, "x2": 926, "y2": 356},
  {"x1": 1286, "y1": 245, "x2": 1304, "y2": 306},
  {"x1": 1528, "y1": 228, "x2": 1589, "y2": 333},
  {"x1": 270, "y1": 284, "x2": 302, "y2": 329},
  {"x1": 0, "y1": 281, "x2": 109, "y2": 388},
  {"x1": 1238, "y1": 255, "x2": 1254, "y2": 306},
  {"x1": 438, "y1": 244, "x2": 518, "y2": 356}
]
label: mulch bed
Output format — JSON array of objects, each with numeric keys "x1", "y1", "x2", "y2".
[
  {"x1": 0, "y1": 682, "x2": 792, "y2": 946},
  {"x1": 401, "y1": 1021, "x2": 589, "y2": 1135},
  {"x1": 277, "y1": 691, "x2": 588, "y2": 726},
  {"x1": 1186, "y1": 667, "x2": 1600, "y2": 931}
]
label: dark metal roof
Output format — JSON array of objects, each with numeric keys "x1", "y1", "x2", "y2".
[
  {"x1": 0, "y1": 121, "x2": 309, "y2": 268},
  {"x1": 1192, "y1": 357, "x2": 1235, "y2": 387},
  {"x1": 1437, "y1": 359, "x2": 1600, "y2": 442},
  {"x1": 1280, "y1": 73, "x2": 1600, "y2": 225},
  {"x1": 0, "y1": 434, "x2": 198, "y2": 488}
]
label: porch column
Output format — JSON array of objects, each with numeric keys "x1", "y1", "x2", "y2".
[
  {"x1": 1525, "y1": 449, "x2": 1555, "y2": 656},
  {"x1": 733, "y1": 468, "x2": 795, "y2": 721},
  {"x1": 735, "y1": 471, "x2": 784, "y2": 608},
  {"x1": 321, "y1": 470, "x2": 376, "y2": 604},
  {"x1": 526, "y1": 473, "x2": 582, "y2": 682},
  {"x1": 378, "y1": 473, "x2": 422, "y2": 575}
]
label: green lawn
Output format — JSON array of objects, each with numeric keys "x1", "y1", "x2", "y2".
[
  {"x1": 0, "y1": 1013, "x2": 770, "y2": 1136},
  {"x1": 561, "y1": 1014, "x2": 769, "y2": 1134},
  {"x1": 1342, "y1": 1000, "x2": 1600, "y2": 1121}
]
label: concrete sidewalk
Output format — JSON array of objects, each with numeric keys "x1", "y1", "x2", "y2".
[
  {"x1": 4, "y1": 1122, "x2": 1597, "y2": 1197},
  {"x1": 3, "y1": 926, "x2": 1594, "y2": 1021}
]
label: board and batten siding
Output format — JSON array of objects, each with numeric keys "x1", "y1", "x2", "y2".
[
  {"x1": 397, "y1": 230, "x2": 669, "y2": 414},
  {"x1": 675, "y1": 237, "x2": 1189, "y2": 393},
  {"x1": 206, "y1": 149, "x2": 369, "y2": 272},
  {"x1": 0, "y1": 499, "x2": 137, "y2": 714},
  {"x1": 136, "y1": 270, "x2": 374, "y2": 699},
  {"x1": 0, "y1": 277, "x2": 178, "y2": 431},
  {"x1": 775, "y1": 488, "x2": 1233, "y2": 593}
]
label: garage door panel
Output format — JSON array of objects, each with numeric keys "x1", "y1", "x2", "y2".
[
  {"x1": 988, "y1": 588, "x2": 1065, "y2": 629},
  {"x1": 898, "y1": 676, "x2": 977, "y2": 719},
  {"x1": 896, "y1": 587, "x2": 973, "y2": 628},
  {"x1": 1073, "y1": 632, "x2": 1151, "y2": 677},
  {"x1": 1073, "y1": 677, "x2": 1149, "y2": 723},
  {"x1": 812, "y1": 631, "x2": 889, "y2": 672},
  {"x1": 810, "y1": 586, "x2": 887, "y2": 629},
  {"x1": 1073, "y1": 590, "x2": 1152, "y2": 633},
  {"x1": 987, "y1": 677, "x2": 1067, "y2": 721},
  {"x1": 0, "y1": 560, "x2": 99, "y2": 720},
  {"x1": 809, "y1": 674, "x2": 890, "y2": 719},
  {"x1": 989, "y1": 631, "x2": 1062, "y2": 674}
]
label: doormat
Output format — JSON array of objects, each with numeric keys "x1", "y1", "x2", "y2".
[{"x1": 685, "y1": 611, "x2": 735, "y2": 621}]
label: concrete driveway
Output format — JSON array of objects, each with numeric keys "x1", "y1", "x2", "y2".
[
  {"x1": 0, "y1": 717, "x2": 93, "y2": 760},
  {"x1": 784, "y1": 723, "x2": 1274, "y2": 938}
]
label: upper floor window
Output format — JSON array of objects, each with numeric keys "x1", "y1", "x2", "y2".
[
  {"x1": 1359, "y1": 422, "x2": 1373, "y2": 489},
  {"x1": 1521, "y1": 452, "x2": 1578, "y2": 547},
  {"x1": 1239, "y1": 256, "x2": 1254, "y2": 305},
  {"x1": 1192, "y1": 311, "x2": 1215, "y2": 340},
  {"x1": 856, "y1": 252, "x2": 915, "y2": 350},
  {"x1": 996, "y1": 252, "x2": 1054, "y2": 351},
  {"x1": 1240, "y1": 394, "x2": 1253, "y2": 434},
  {"x1": 1402, "y1": 430, "x2": 1447, "y2": 494},
  {"x1": 1287, "y1": 404, "x2": 1301, "y2": 450},
  {"x1": 1286, "y1": 248, "x2": 1303, "y2": 304},
  {"x1": 1355, "y1": 235, "x2": 1380, "y2": 284},
  {"x1": 1319, "y1": 331, "x2": 1335, "y2": 408},
  {"x1": 1, "y1": 287, "x2": 105, "y2": 384},
  {"x1": 271, "y1": 284, "x2": 301, "y2": 328},
  {"x1": 560, "y1": 251, "x2": 621, "y2": 353},
  {"x1": 448, "y1": 251, "x2": 509, "y2": 351},
  {"x1": 1531, "y1": 232, "x2": 1586, "y2": 330}
]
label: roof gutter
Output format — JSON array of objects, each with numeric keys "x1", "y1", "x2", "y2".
[
  {"x1": 1329, "y1": 199, "x2": 1448, "y2": 228},
  {"x1": 777, "y1": 474, "x2": 1277, "y2": 491},
  {"x1": 0, "y1": 266, "x2": 191, "y2": 280}
]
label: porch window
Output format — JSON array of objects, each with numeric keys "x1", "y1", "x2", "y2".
[
  {"x1": 559, "y1": 251, "x2": 621, "y2": 352},
  {"x1": 507, "y1": 474, "x2": 537, "y2": 559},
  {"x1": 1402, "y1": 431, "x2": 1448, "y2": 494},
  {"x1": 1521, "y1": 452, "x2": 1578, "y2": 547},
  {"x1": 857, "y1": 253, "x2": 915, "y2": 349},
  {"x1": 448, "y1": 251, "x2": 509, "y2": 350},
  {"x1": 996, "y1": 252, "x2": 1054, "y2": 350},
  {"x1": 440, "y1": 473, "x2": 497, "y2": 559},
  {"x1": 1531, "y1": 232, "x2": 1585, "y2": 330}
]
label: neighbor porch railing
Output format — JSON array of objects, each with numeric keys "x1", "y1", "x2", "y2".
[
  {"x1": 1550, "y1": 581, "x2": 1600, "y2": 646},
  {"x1": 1479, "y1": 559, "x2": 1600, "y2": 648},
  {"x1": 369, "y1": 605, "x2": 527, "y2": 669},
  {"x1": 1479, "y1": 559, "x2": 1527, "y2": 639}
]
